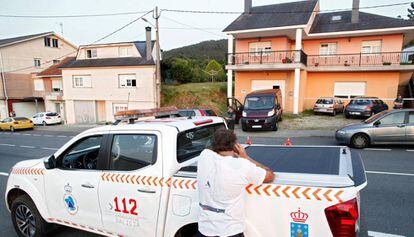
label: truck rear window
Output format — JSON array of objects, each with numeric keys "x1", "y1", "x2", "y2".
[{"x1": 177, "y1": 123, "x2": 225, "y2": 163}]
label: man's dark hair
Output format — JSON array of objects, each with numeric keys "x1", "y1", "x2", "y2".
[{"x1": 212, "y1": 128, "x2": 237, "y2": 153}]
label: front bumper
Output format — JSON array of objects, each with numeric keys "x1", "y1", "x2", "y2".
[
  {"x1": 335, "y1": 131, "x2": 353, "y2": 144},
  {"x1": 241, "y1": 115, "x2": 277, "y2": 129}
]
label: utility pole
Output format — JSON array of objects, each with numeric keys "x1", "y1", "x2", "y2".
[
  {"x1": 0, "y1": 51, "x2": 9, "y2": 118},
  {"x1": 154, "y1": 7, "x2": 161, "y2": 108}
]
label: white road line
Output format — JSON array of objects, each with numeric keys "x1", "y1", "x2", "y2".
[
  {"x1": 364, "y1": 148, "x2": 392, "y2": 151},
  {"x1": 407, "y1": 150, "x2": 414, "y2": 152},
  {"x1": 22, "y1": 134, "x2": 32, "y2": 136},
  {"x1": 0, "y1": 172, "x2": 9, "y2": 177},
  {"x1": 19, "y1": 145, "x2": 35, "y2": 149},
  {"x1": 366, "y1": 170, "x2": 414, "y2": 177},
  {"x1": 368, "y1": 230, "x2": 405, "y2": 237},
  {"x1": 43, "y1": 135, "x2": 54, "y2": 137},
  {"x1": 0, "y1": 143, "x2": 16, "y2": 147},
  {"x1": 41, "y1": 147, "x2": 58, "y2": 151},
  {"x1": 33, "y1": 134, "x2": 42, "y2": 137},
  {"x1": 57, "y1": 135, "x2": 67, "y2": 138}
]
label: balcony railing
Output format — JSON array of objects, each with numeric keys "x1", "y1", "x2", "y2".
[
  {"x1": 227, "y1": 50, "x2": 307, "y2": 66},
  {"x1": 307, "y1": 51, "x2": 414, "y2": 67}
]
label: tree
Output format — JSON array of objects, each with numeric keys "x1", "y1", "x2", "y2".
[
  {"x1": 170, "y1": 58, "x2": 193, "y2": 83},
  {"x1": 408, "y1": 2, "x2": 414, "y2": 20},
  {"x1": 204, "y1": 59, "x2": 226, "y2": 82}
]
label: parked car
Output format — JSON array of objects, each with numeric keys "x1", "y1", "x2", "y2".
[
  {"x1": 336, "y1": 109, "x2": 414, "y2": 148},
  {"x1": 240, "y1": 89, "x2": 283, "y2": 131},
  {"x1": 344, "y1": 97, "x2": 388, "y2": 118},
  {"x1": 313, "y1": 97, "x2": 344, "y2": 116},
  {"x1": 178, "y1": 109, "x2": 217, "y2": 117},
  {"x1": 0, "y1": 117, "x2": 33, "y2": 132},
  {"x1": 31, "y1": 112, "x2": 63, "y2": 125}
]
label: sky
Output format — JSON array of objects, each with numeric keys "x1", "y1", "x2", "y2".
[{"x1": 0, "y1": 0, "x2": 412, "y2": 50}]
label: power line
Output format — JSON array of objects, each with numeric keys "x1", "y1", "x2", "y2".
[
  {"x1": 161, "y1": 2, "x2": 412, "y2": 15},
  {"x1": 161, "y1": 15, "x2": 225, "y2": 37},
  {"x1": 0, "y1": 10, "x2": 151, "y2": 19},
  {"x1": 6, "y1": 11, "x2": 153, "y2": 73}
]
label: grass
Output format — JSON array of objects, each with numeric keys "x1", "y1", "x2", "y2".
[
  {"x1": 282, "y1": 109, "x2": 314, "y2": 120},
  {"x1": 161, "y1": 82, "x2": 228, "y2": 115}
]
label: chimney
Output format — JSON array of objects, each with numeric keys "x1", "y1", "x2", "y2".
[
  {"x1": 244, "y1": 0, "x2": 252, "y2": 14},
  {"x1": 352, "y1": 0, "x2": 359, "y2": 24},
  {"x1": 145, "y1": 26, "x2": 152, "y2": 61}
]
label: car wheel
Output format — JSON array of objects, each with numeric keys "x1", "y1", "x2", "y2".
[
  {"x1": 10, "y1": 126, "x2": 15, "y2": 132},
  {"x1": 345, "y1": 114, "x2": 351, "y2": 119},
  {"x1": 272, "y1": 121, "x2": 278, "y2": 131},
  {"x1": 351, "y1": 133, "x2": 370, "y2": 149},
  {"x1": 42, "y1": 121, "x2": 47, "y2": 126},
  {"x1": 11, "y1": 195, "x2": 50, "y2": 237}
]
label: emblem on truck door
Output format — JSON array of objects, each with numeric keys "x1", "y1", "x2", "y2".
[
  {"x1": 290, "y1": 208, "x2": 309, "y2": 237},
  {"x1": 63, "y1": 183, "x2": 78, "y2": 215}
]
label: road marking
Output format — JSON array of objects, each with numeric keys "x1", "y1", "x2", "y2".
[
  {"x1": 19, "y1": 145, "x2": 35, "y2": 149},
  {"x1": 43, "y1": 135, "x2": 54, "y2": 137},
  {"x1": 0, "y1": 143, "x2": 16, "y2": 147},
  {"x1": 364, "y1": 148, "x2": 392, "y2": 151},
  {"x1": 41, "y1": 147, "x2": 58, "y2": 151},
  {"x1": 33, "y1": 134, "x2": 41, "y2": 136},
  {"x1": 407, "y1": 150, "x2": 414, "y2": 152},
  {"x1": 368, "y1": 230, "x2": 405, "y2": 237},
  {"x1": 366, "y1": 170, "x2": 414, "y2": 177},
  {"x1": 0, "y1": 172, "x2": 9, "y2": 177},
  {"x1": 57, "y1": 135, "x2": 67, "y2": 138},
  {"x1": 22, "y1": 133, "x2": 31, "y2": 136}
]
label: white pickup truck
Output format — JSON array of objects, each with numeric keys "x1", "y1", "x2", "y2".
[{"x1": 5, "y1": 115, "x2": 367, "y2": 237}]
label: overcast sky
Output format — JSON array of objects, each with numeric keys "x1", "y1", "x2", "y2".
[{"x1": 0, "y1": 0, "x2": 411, "y2": 50}]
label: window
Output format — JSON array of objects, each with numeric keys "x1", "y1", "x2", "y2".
[
  {"x1": 361, "y1": 40, "x2": 382, "y2": 54},
  {"x1": 109, "y1": 134, "x2": 157, "y2": 171},
  {"x1": 86, "y1": 49, "x2": 98, "y2": 58},
  {"x1": 44, "y1": 37, "x2": 51, "y2": 47},
  {"x1": 409, "y1": 112, "x2": 414, "y2": 124},
  {"x1": 249, "y1": 42, "x2": 272, "y2": 55},
  {"x1": 113, "y1": 104, "x2": 128, "y2": 115},
  {"x1": 378, "y1": 112, "x2": 405, "y2": 125},
  {"x1": 52, "y1": 38, "x2": 59, "y2": 48},
  {"x1": 52, "y1": 79, "x2": 63, "y2": 91},
  {"x1": 320, "y1": 43, "x2": 337, "y2": 56},
  {"x1": 53, "y1": 60, "x2": 60, "y2": 64},
  {"x1": 34, "y1": 58, "x2": 41, "y2": 68},
  {"x1": 177, "y1": 123, "x2": 225, "y2": 163},
  {"x1": 33, "y1": 79, "x2": 44, "y2": 91},
  {"x1": 119, "y1": 74, "x2": 137, "y2": 88},
  {"x1": 73, "y1": 75, "x2": 92, "y2": 88},
  {"x1": 118, "y1": 47, "x2": 132, "y2": 57},
  {"x1": 334, "y1": 82, "x2": 366, "y2": 99},
  {"x1": 60, "y1": 136, "x2": 103, "y2": 170}
]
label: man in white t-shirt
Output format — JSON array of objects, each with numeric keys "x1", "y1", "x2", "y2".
[{"x1": 197, "y1": 128, "x2": 275, "y2": 237}]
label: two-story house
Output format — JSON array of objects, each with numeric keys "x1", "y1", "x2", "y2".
[
  {"x1": 224, "y1": 0, "x2": 414, "y2": 114},
  {"x1": 61, "y1": 27, "x2": 157, "y2": 124},
  {"x1": 0, "y1": 32, "x2": 77, "y2": 118}
]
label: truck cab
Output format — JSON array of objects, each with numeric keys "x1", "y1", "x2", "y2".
[{"x1": 5, "y1": 109, "x2": 367, "y2": 237}]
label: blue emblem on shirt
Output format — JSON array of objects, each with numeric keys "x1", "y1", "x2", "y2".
[{"x1": 290, "y1": 222, "x2": 309, "y2": 237}]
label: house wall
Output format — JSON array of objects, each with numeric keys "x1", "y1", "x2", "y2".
[
  {"x1": 235, "y1": 37, "x2": 291, "y2": 52},
  {"x1": 77, "y1": 44, "x2": 140, "y2": 60},
  {"x1": 62, "y1": 66, "x2": 156, "y2": 123}
]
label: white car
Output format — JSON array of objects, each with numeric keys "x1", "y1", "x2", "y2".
[
  {"x1": 5, "y1": 111, "x2": 367, "y2": 237},
  {"x1": 31, "y1": 112, "x2": 62, "y2": 125}
]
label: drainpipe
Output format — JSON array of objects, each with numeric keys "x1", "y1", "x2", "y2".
[{"x1": 0, "y1": 51, "x2": 9, "y2": 117}]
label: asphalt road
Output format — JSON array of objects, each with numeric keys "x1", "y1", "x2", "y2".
[{"x1": 0, "y1": 128, "x2": 413, "y2": 237}]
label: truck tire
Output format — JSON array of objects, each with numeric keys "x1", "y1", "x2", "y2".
[
  {"x1": 241, "y1": 123, "x2": 248, "y2": 132},
  {"x1": 272, "y1": 120, "x2": 278, "y2": 131},
  {"x1": 351, "y1": 133, "x2": 370, "y2": 149},
  {"x1": 11, "y1": 195, "x2": 49, "y2": 237}
]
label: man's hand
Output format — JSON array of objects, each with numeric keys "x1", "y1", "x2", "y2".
[{"x1": 234, "y1": 143, "x2": 249, "y2": 159}]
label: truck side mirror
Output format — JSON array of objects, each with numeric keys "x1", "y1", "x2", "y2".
[{"x1": 43, "y1": 155, "x2": 56, "y2": 169}]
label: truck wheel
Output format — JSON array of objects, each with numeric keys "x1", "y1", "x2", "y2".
[
  {"x1": 241, "y1": 123, "x2": 247, "y2": 131},
  {"x1": 351, "y1": 134, "x2": 369, "y2": 149},
  {"x1": 345, "y1": 114, "x2": 351, "y2": 119},
  {"x1": 11, "y1": 195, "x2": 49, "y2": 237},
  {"x1": 272, "y1": 121, "x2": 278, "y2": 131}
]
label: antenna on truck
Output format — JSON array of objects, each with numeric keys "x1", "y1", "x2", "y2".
[{"x1": 114, "y1": 106, "x2": 180, "y2": 124}]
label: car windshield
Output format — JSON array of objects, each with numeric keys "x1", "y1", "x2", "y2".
[
  {"x1": 46, "y1": 112, "x2": 58, "y2": 116},
  {"x1": 14, "y1": 117, "x2": 29, "y2": 121},
  {"x1": 316, "y1": 99, "x2": 333, "y2": 104},
  {"x1": 350, "y1": 99, "x2": 371, "y2": 105},
  {"x1": 364, "y1": 111, "x2": 388, "y2": 123},
  {"x1": 244, "y1": 96, "x2": 275, "y2": 110}
]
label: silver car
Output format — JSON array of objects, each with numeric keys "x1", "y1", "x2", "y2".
[
  {"x1": 335, "y1": 109, "x2": 414, "y2": 148},
  {"x1": 313, "y1": 97, "x2": 344, "y2": 116}
]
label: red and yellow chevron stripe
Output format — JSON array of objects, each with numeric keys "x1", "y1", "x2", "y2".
[{"x1": 11, "y1": 168, "x2": 44, "y2": 175}]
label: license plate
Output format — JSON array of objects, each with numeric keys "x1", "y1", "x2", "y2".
[
  {"x1": 319, "y1": 108, "x2": 327, "y2": 112},
  {"x1": 350, "y1": 112, "x2": 360, "y2": 115},
  {"x1": 252, "y1": 125, "x2": 262, "y2": 128}
]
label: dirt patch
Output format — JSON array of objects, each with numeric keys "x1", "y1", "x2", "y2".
[{"x1": 280, "y1": 113, "x2": 362, "y2": 130}]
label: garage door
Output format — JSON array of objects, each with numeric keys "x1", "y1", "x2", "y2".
[
  {"x1": 13, "y1": 102, "x2": 45, "y2": 118},
  {"x1": 74, "y1": 101, "x2": 96, "y2": 124},
  {"x1": 334, "y1": 82, "x2": 366, "y2": 99},
  {"x1": 251, "y1": 80, "x2": 285, "y2": 108}
]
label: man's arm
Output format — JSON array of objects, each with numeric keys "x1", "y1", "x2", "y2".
[{"x1": 234, "y1": 143, "x2": 275, "y2": 183}]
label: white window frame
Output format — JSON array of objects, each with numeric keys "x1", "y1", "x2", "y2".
[
  {"x1": 52, "y1": 79, "x2": 63, "y2": 91},
  {"x1": 320, "y1": 43, "x2": 337, "y2": 56},
  {"x1": 119, "y1": 74, "x2": 137, "y2": 88},
  {"x1": 249, "y1": 41, "x2": 272, "y2": 56},
  {"x1": 33, "y1": 79, "x2": 44, "y2": 91},
  {"x1": 34, "y1": 58, "x2": 41, "y2": 68},
  {"x1": 361, "y1": 40, "x2": 382, "y2": 54},
  {"x1": 113, "y1": 103, "x2": 128, "y2": 115},
  {"x1": 72, "y1": 75, "x2": 92, "y2": 88},
  {"x1": 86, "y1": 49, "x2": 98, "y2": 59},
  {"x1": 118, "y1": 47, "x2": 132, "y2": 57}
]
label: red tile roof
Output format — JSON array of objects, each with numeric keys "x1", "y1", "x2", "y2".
[{"x1": 37, "y1": 57, "x2": 75, "y2": 77}]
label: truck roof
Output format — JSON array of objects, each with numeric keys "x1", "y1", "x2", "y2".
[{"x1": 82, "y1": 116, "x2": 225, "y2": 134}]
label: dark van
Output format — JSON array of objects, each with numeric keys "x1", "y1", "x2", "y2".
[{"x1": 240, "y1": 89, "x2": 283, "y2": 131}]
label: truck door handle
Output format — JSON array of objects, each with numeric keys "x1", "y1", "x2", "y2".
[
  {"x1": 81, "y1": 184, "x2": 95, "y2": 189},
  {"x1": 137, "y1": 188, "x2": 156, "y2": 194}
]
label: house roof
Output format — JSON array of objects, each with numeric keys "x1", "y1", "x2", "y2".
[
  {"x1": 310, "y1": 11, "x2": 414, "y2": 34},
  {"x1": 60, "y1": 57, "x2": 154, "y2": 69},
  {"x1": 37, "y1": 57, "x2": 76, "y2": 77},
  {"x1": 0, "y1": 31, "x2": 77, "y2": 49},
  {"x1": 134, "y1": 40, "x2": 155, "y2": 58},
  {"x1": 223, "y1": 0, "x2": 318, "y2": 32}
]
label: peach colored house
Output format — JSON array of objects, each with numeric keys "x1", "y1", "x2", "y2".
[
  {"x1": 61, "y1": 27, "x2": 157, "y2": 124},
  {"x1": 0, "y1": 32, "x2": 77, "y2": 119},
  {"x1": 224, "y1": 0, "x2": 414, "y2": 114}
]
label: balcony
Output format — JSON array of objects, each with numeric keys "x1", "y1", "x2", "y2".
[
  {"x1": 226, "y1": 50, "x2": 307, "y2": 71},
  {"x1": 307, "y1": 51, "x2": 414, "y2": 71},
  {"x1": 45, "y1": 91, "x2": 63, "y2": 101}
]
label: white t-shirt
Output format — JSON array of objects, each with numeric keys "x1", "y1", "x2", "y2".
[{"x1": 197, "y1": 149, "x2": 267, "y2": 237}]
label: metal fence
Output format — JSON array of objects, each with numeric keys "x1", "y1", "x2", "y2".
[{"x1": 227, "y1": 50, "x2": 307, "y2": 66}]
